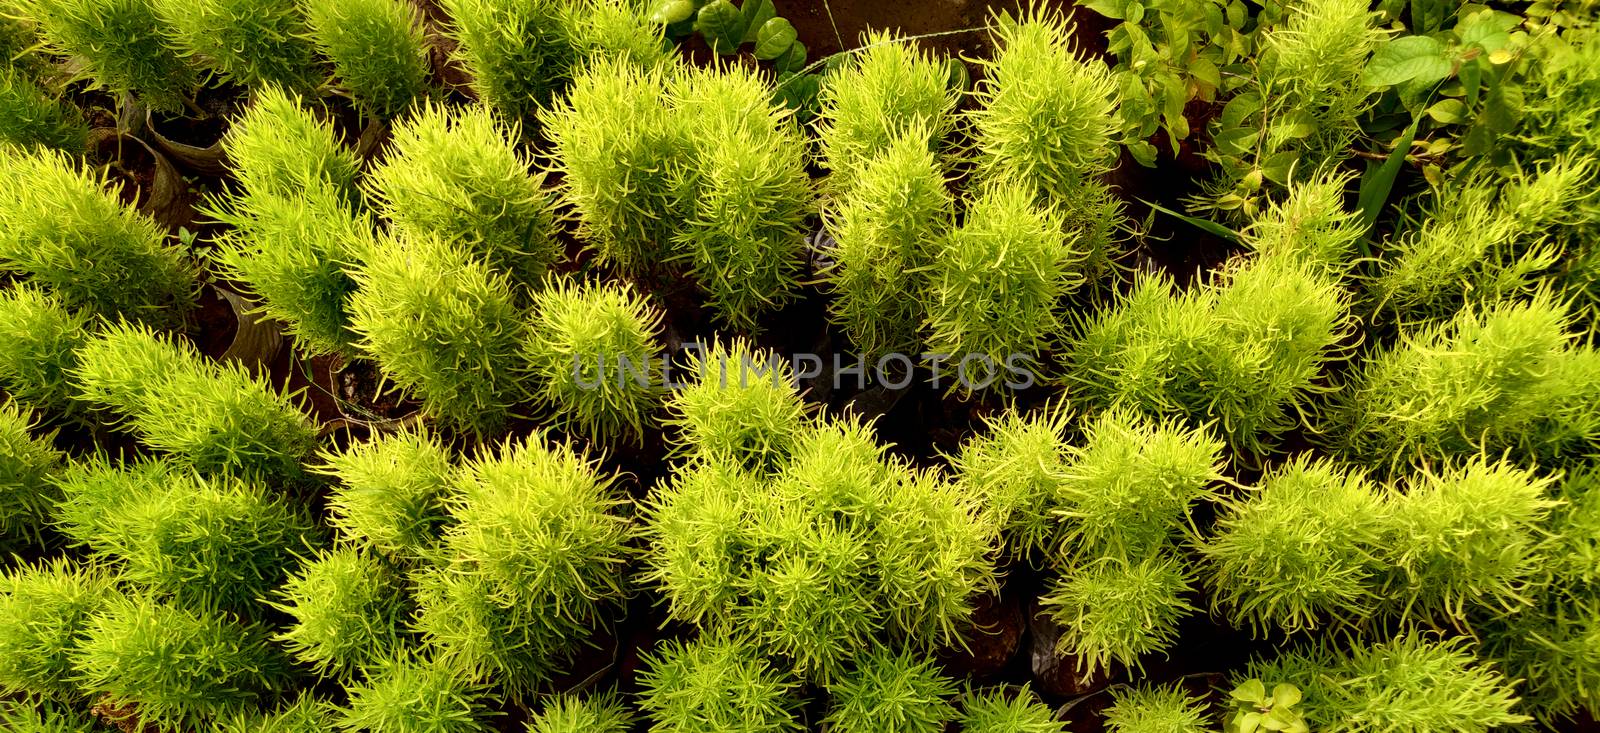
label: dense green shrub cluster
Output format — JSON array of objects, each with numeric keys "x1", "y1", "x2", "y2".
[
  {"x1": 637, "y1": 635, "x2": 801, "y2": 733},
  {"x1": 316, "y1": 428, "x2": 454, "y2": 557},
  {"x1": 0, "y1": 286, "x2": 91, "y2": 415},
  {"x1": 303, "y1": 0, "x2": 429, "y2": 119},
  {"x1": 0, "y1": 67, "x2": 86, "y2": 151},
  {"x1": 17, "y1": 0, "x2": 196, "y2": 111},
  {"x1": 521, "y1": 278, "x2": 664, "y2": 442},
  {"x1": 151, "y1": 0, "x2": 318, "y2": 90},
  {"x1": 0, "y1": 401, "x2": 64, "y2": 544},
  {"x1": 271, "y1": 547, "x2": 409, "y2": 678}
]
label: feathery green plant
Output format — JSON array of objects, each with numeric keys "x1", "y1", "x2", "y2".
[
  {"x1": 665, "y1": 340, "x2": 809, "y2": 472},
  {"x1": 0, "y1": 701, "x2": 101, "y2": 733},
  {"x1": 823, "y1": 647, "x2": 957, "y2": 733},
  {"x1": 636, "y1": 635, "x2": 802, "y2": 733},
  {"x1": 874, "y1": 466, "x2": 999, "y2": 647},
  {"x1": 368, "y1": 103, "x2": 560, "y2": 287},
  {"x1": 950, "y1": 403, "x2": 1069, "y2": 561},
  {"x1": 54, "y1": 461, "x2": 321, "y2": 614},
  {"x1": 1103, "y1": 684, "x2": 1212, "y2": 733},
  {"x1": 958, "y1": 685, "x2": 1065, "y2": 733},
  {"x1": 924, "y1": 178, "x2": 1078, "y2": 390},
  {"x1": 346, "y1": 231, "x2": 528, "y2": 436},
  {"x1": 815, "y1": 31, "x2": 958, "y2": 193},
  {"x1": 821, "y1": 131, "x2": 952, "y2": 360},
  {"x1": 527, "y1": 693, "x2": 633, "y2": 733},
  {"x1": 221, "y1": 85, "x2": 362, "y2": 203},
  {"x1": 217, "y1": 695, "x2": 338, "y2": 733},
  {"x1": 151, "y1": 0, "x2": 319, "y2": 89},
  {"x1": 640, "y1": 456, "x2": 763, "y2": 629},
  {"x1": 0, "y1": 559, "x2": 115, "y2": 700},
  {"x1": 1242, "y1": 171, "x2": 1364, "y2": 275},
  {"x1": 17, "y1": 0, "x2": 195, "y2": 111},
  {"x1": 337, "y1": 653, "x2": 494, "y2": 733},
  {"x1": 303, "y1": 0, "x2": 429, "y2": 119},
  {"x1": 0, "y1": 68, "x2": 86, "y2": 151},
  {"x1": 0, "y1": 147, "x2": 196, "y2": 327},
  {"x1": 72, "y1": 323, "x2": 317, "y2": 478},
  {"x1": 0, "y1": 401, "x2": 63, "y2": 545},
  {"x1": 272, "y1": 548, "x2": 410, "y2": 678},
  {"x1": 970, "y1": 5, "x2": 1118, "y2": 205},
  {"x1": 317, "y1": 429, "x2": 454, "y2": 557},
  {"x1": 0, "y1": 285, "x2": 92, "y2": 414},
  {"x1": 72, "y1": 594, "x2": 291, "y2": 731},
  {"x1": 1040, "y1": 555, "x2": 1196, "y2": 678},
  {"x1": 566, "y1": 0, "x2": 671, "y2": 71},
  {"x1": 521, "y1": 278, "x2": 663, "y2": 443},
  {"x1": 440, "y1": 0, "x2": 575, "y2": 120}
]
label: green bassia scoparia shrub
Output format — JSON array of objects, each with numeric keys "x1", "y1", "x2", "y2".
[
  {"x1": 221, "y1": 85, "x2": 363, "y2": 203},
  {"x1": 1067, "y1": 254, "x2": 1350, "y2": 455},
  {"x1": 822, "y1": 647, "x2": 957, "y2": 733},
  {"x1": 414, "y1": 435, "x2": 630, "y2": 692},
  {"x1": 637, "y1": 635, "x2": 802, "y2": 733},
  {"x1": 923, "y1": 179, "x2": 1079, "y2": 391},
  {"x1": 527, "y1": 693, "x2": 633, "y2": 733},
  {"x1": 1336, "y1": 293, "x2": 1600, "y2": 469},
  {"x1": 369, "y1": 103, "x2": 561, "y2": 288},
  {"x1": 0, "y1": 67, "x2": 87, "y2": 151},
  {"x1": 217, "y1": 694, "x2": 338, "y2": 733},
  {"x1": 668, "y1": 64, "x2": 812, "y2": 331},
  {"x1": 271, "y1": 547, "x2": 410, "y2": 679},
  {"x1": 439, "y1": 0, "x2": 575, "y2": 120},
  {"x1": 1039, "y1": 554, "x2": 1196, "y2": 678},
  {"x1": 54, "y1": 459, "x2": 322, "y2": 614},
  {"x1": 0, "y1": 559, "x2": 116, "y2": 700},
  {"x1": 303, "y1": 0, "x2": 429, "y2": 119},
  {"x1": 151, "y1": 0, "x2": 319, "y2": 90},
  {"x1": 821, "y1": 131, "x2": 952, "y2": 361},
  {"x1": 565, "y1": 0, "x2": 670, "y2": 70},
  {"x1": 815, "y1": 30, "x2": 958, "y2": 193},
  {"x1": 1102, "y1": 683, "x2": 1211, "y2": 733},
  {"x1": 0, "y1": 285, "x2": 92, "y2": 414},
  {"x1": 1200, "y1": 456, "x2": 1391, "y2": 635},
  {"x1": 16, "y1": 0, "x2": 195, "y2": 111},
  {"x1": 0, "y1": 400, "x2": 63, "y2": 545},
  {"x1": 0, "y1": 147, "x2": 197, "y2": 327},
  {"x1": 72, "y1": 323, "x2": 317, "y2": 478},
  {"x1": 950, "y1": 403, "x2": 1070, "y2": 561},
  {"x1": 958, "y1": 685, "x2": 1065, "y2": 733},
  {"x1": 1242, "y1": 171, "x2": 1364, "y2": 275},
  {"x1": 317, "y1": 429, "x2": 454, "y2": 557},
  {"x1": 337, "y1": 653, "x2": 493, "y2": 733},
  {"x1": 346, "y1": 231, "x2": 528, "y2": 436},
  {"x1": 543, "y1": 58, "x2": 689, "y2": 273},
  {"x1": 521, "y1": 278, "x2": 664, "y2": 443},
  {"x1": 72, "y1": 594, "x2": 293, "y2": 731},
  {"x1": 0, "y1": 701, "x2": 101, "y2": 733},
  {"x1": 665, "y1": 339, "x2": 810, "y2": 472},
  {"x1": 1241, "y1": 634, "x2": 1528, "y2": 733}
]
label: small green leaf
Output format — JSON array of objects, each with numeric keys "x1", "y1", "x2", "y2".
[
  {"x1": 775, "y1": 40, "x2": 807, "y2": 73},
  {"x1": 1081, "y1": 0, "x2": 1125, "y2": 19},
  {"x1": 1231, "y1": 679, "x2": 1268, "y2": 704},
  {"x1": 739, "y1": 0, "x2": 776, "y2": 43},
  {"x1": 1235, "y1": 711, "x2": 1264, "y2": 733},
  {"x1": 945, "y1": 58, "x2": 971, "y2": 93},
  {"x1": 1125, "y1": 0, "x2": 1146, "y2": 24},
  {"x1": 754, "y1": 17, "x2": 797, "y2": 60},
  {"x1": 1356, "y1": 114, "x2": 1420, "y2": 232},
  {"x1": 695, "y1": 0, "x2": 745, "y2": 55},
  {"x1": 1271, "y1": 684, "x2": 1302, "y2": 708},
  {"x1": 1425, "y1": 98, "x2": 1467, "y2": 123},
  {"x1": 1190, "y1": 57, "x2": 1221, "y2": 90},
  {"x1": 1362, "y1": 35, "x2": 1452, "y2": 88},
  {"x1": 649, "y1": 0, "x2": 695, "y2": 25},
  {"x1": 1138, "y1": 198, "x2": 1242, "y2": 243}
]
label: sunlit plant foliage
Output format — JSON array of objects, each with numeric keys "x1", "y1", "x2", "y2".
[
  {"x1": 0, "y1": 286, "x2": 88, "y2": 415},
  {"x1": 0, "y1": 68, "x2": 86, "y2": 151},
  {"x1": 822, "y1": 647, "x2": 957, "y2": 733},
  {"x1": 317, "y1": 429, "x2": 455, "y2": 557},
  {"x1": 17, "y1": 0, "x2": 195, "y2": 110},
  {"x1": 151, "y1": 0, "x2": 319, "y2": 89},
  {"x1": 815, "y1": 31, "x2": 958, "y2": 193},
  {"x1": 271, "y1": 547, "x2": 410, "y2": 679},
  {"x1": 303, "y1": 0, "x2": 429, "y2": 119},
  {"x1": 0, "y1": 401, "x2": 63, "y2": 545},
  {"x1": 637, "y1": 634, "x2": 802, "y2": 733},
  {"x1": 0, "y1": 559, "x2": 115, "y2": 700}
]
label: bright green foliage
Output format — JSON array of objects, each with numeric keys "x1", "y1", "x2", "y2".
[
  {"x1": 151, "y1": 0, "x2": 319, "y2": 89},
  {"x1": 1242, "y1": 172, "x2": 1363, "y2": 274},
  {"x1": 640, "y1": 457, "x2": 764, "y2": 628},
  {"x1": 272, "y1": 548, "x2": 409, "y2": 678},
  {"x1": 1067, "y1": 255, "x2": 1350, "y2": 455},
  {"x1": 637, "y1": 635, "x2": 802, "y2": 733},
  {"x1": 337, "y1": 654, "x2": 494, "y2": 733},
  {"x1": 0, "y1": 559, "x2": 115, "y2": 699},
  {"x1": 367, "y1": 103, "x2": 561, "y2": 287},
  {"x1": 815, "y1": 31, "x2": 958, "y2": 193},
  {"x1": 970, "y1": 5, "x2": 1118, "y2": 205},
  {"x1": 669, "y1": 64, "x2": 812, "y2": 331},
  {"x1": 958, "y1": 685, "x2": 1064, "y2": 733},
  {"x1": 1201, "y1": 457, "x2": 1391, "y2": 635},
  {"x1": 1057, "y1": 408, "x2": 1223, "y2": 563},
  {"x1": 1337, "y1": 294, "x2": 1600, "y2": 469},
  {"x1": 822, "y1": 647, "x2": 957, "y2": 733},
  {"x1": 1225, "y1": 679, "x2": 1307, "y2": 733},
  {"x1": 0, "y1": 285, "x2": 92, "y2": 414},
  {"x1": 924, "y1": 179, "x2": 1078, "y2": 389},
  {"x1": 665, "y1": 340, "x2": 809, "y2": 472},
  {"x1": 949, "y1": 403, "x2": 1069, "y2": 561},
  {"x1": 821, "y1": 131, "x2": 952, "y2": 360},
  {"x1": 1040, "y1": 555, "x2": 1196, "y2": 677},
  {"x1": 526, "y1": 692, "x2": 633, "y2": 733},
  {"x1": 0, "y1": 401, "x2": 63, "y2": 544},
  {"x1": 72, "y1": 323, "x2": 317, "y2": 478},
  {"x1": 1243, "y1": 635, "x2": 1528, "y2": 733},
  {"x1": 873, "y1": 467, "x2": 999, "y2": 646},
  {"x1": 317, "y1": 429, "x2": 454, "y2": 557},
  {"x1": 521, "y1": 278, "x2": 664, "y2": 442},
  {"x1": 544, "y1": 58, "x2": 689, "y2": 272},
  {"x1": 17, "y1": 0, "x2": 195, "y2": 111},
  {"x1": 303, "y1": 0, "x2": 429, "y2": 119},
  {"x1": 0, "y1": 147, "x2": 197, "y2": 327},
  {"x1": 346, "y1": 232, "x2": 528, "y2": 436},
  {"x1": 565, "y1": 0, "x2": 671, "y2": 70},
  {"x1": 54, "y1": 461, "x2": 321, "y2": 614},
  {"x1": 0, "y1": 68, "x2": 86, "y2": 151},
  {"x1": 1104, "y1": 683, "x2": 1212, "y2": 733},
  {"x1": 220, "y1": 85, "x2": 362, "y2": 204},
  {"x1": 217, "y1": 695, "x2": 339, "y2": 733},
  {"x1": 415, "y1": 436, "x2": 630, "y2": 692},
  {"x1": 0, "y1": 700, "x2": 101, "y2": 733},
  {"x1": 1387, "y1": 458, "x2": 1558, "y2": 621},
  {"x1": 72, "y1": 594, "x2": 291, "y2": 730},
  {"x1": 440, "y1": 0, "x2": 575, "y2": 119}
]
